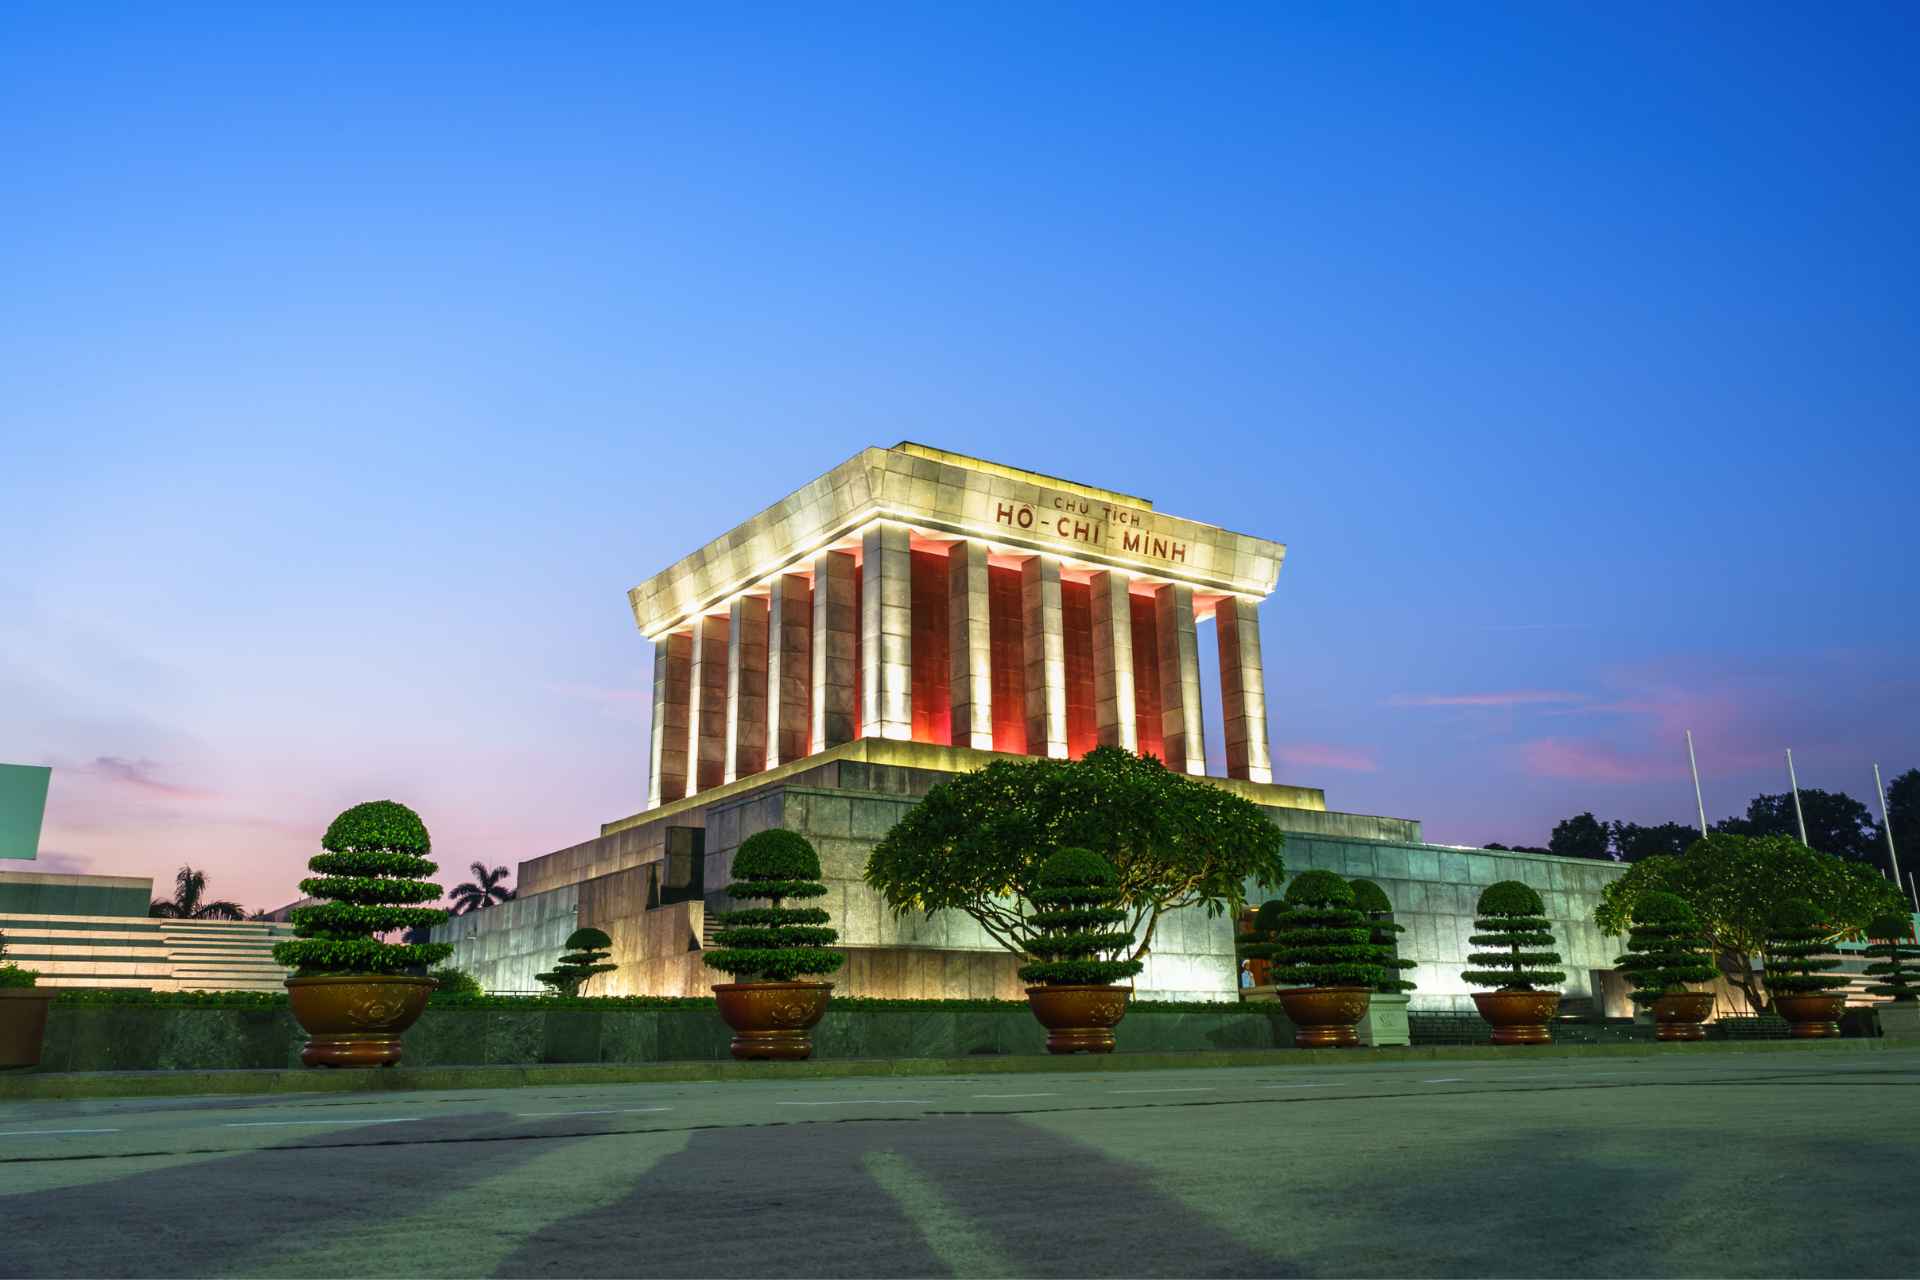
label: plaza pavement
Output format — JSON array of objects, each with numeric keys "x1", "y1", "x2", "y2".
[{"x1": 1, "y1": 1048, "x2": 1915, "y2": 1278}]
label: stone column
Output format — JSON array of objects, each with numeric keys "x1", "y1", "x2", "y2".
[
  {"x1": 1154, "y1": 584, "x2": 1206, "y2": 774},
  {"x1": 724, "y1": 595, "x2": 769, "y2": 784},
  {"x1": 1089, "y1": 570, "x2": 1138, "y2": 753},
  {"x1": 766, "y1": 573, "x2": 812, "y2": 766},
  {"x1": 947, "y1": 540, "x2": 994, "y2": 751},
  {"x1": 1021, "y1": 556, "x2": 1069, "y2": 758},
  {"x1": 861, "y1": 524, "x2": 913, "y2": 739},
  {"x1": 686, "y1": 612, "x2": 730, "y2": 793},
  {"x1": 1215, "y1": 596, "x2": 1273, "y2": 783},
  {"x1": 811, "y1": 550, "x2": 858, "y2": 749},
  {"x1": 647, "y1": 628, "x2": 692, "y2": 809}
]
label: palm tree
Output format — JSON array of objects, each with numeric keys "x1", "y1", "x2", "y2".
[
  {"x1": 450, "y1": 862, "x2": 515, "y2": 915},
  {"x1": 148, "y1": 865, "x2": 245, "y2": 920}
]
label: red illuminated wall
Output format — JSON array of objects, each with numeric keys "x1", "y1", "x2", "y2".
[
  {"x1": 1129, "y1": 592, "x2": 1163, "y2": 763},
  {"x1": 987, "y1": 564, "x2": 1027, "y2": 754},
  {"x1": 910, "y1": 549, "x2": 951, "y2": 745},
  {"x1": 1060, "y1": 579, "x2": 1096, "y2": 757}
]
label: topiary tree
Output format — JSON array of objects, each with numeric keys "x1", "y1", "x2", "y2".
[
  {"x1": 1863, "y1": 913, "x2": 1919, "y2": 1004},
  {"x1": 1462, "y1": 881, "x2": 1566, "y2": 992},
  {"x1": 1349, "y1": 878, "x2": 1416, "y2": 994},
  {"x1": 1236, "y1": 899, "x2": 1286, "y2": 984},
  {"x1": 1016, "y1": 848, "x2": 1146, "y2": 988},
  {"x1": 535, "y1": 928, "x2": 617, "y2": 997},
  {"x1": 1264, "y1": 870, "x2": 1386, "y2": 990},
  {"x1": 273, "y1": 801, "x2": 451, "y2": 976},
  {"x1": 703, "y1": 830, "x2": 845, "y2": 984},
  {"x1": 1615, "y1": 891, "x2": 1718, "y2": 1007},
  {"x1": 1763, "y1": 898, "x2": 1848, "y2": 1000},
  {"x1": 0, "y1": 931, "x2": 38, "y2": 989}
]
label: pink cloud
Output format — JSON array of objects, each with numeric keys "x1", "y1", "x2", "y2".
[
  {"x1": 1274, "y1": 743, "x2": 1379, "y2": 772},
  {"x1": 85, "y1": 757, "x2": 210, "y2": 799},
  {"x1": 1389, "y1": 691, "x2": 1589, "y2": 708},
  {"x1": 1519, "y1": 738, "x2": 1682, "y2": 784}
]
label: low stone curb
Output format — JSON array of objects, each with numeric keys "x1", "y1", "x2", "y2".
[{"x1": 0, "y1": 1036, "x2": 1897, "y2": 1102}]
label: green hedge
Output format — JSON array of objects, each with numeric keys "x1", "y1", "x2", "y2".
[{"x1": 49, "y1": 989, "x2": 1244, "y2": 1013}]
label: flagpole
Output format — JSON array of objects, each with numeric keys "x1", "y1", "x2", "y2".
[
  {"x1": 1873, "y1": 764, "x2": 1906, "y2": 904},
  {"x1": 1687, "y1": 730, "x2": 1709, "y2": 836},
  {"x1": 1786, "y1": 749, "x2": 1808, "y2": 845}
]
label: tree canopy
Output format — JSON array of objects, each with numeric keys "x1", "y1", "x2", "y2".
[
  {"x1": 1594, "y1": 831, "x2": 1903, "y2": 1012},
  {"x1": 864, "y1": 746, "x2": 1285, "y2": 962},
  {"x1": 1547, "y1": 812, "x2": 1610, "y2": 860}
]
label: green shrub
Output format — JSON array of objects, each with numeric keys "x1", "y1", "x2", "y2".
[
  {"x1": 1763, "y1": 898, "x2": 1849, "y2": 997},
  {"x1": 1614, "y1": 890, "x2": 1719, "y2": 1006},
  {"x1": 45, "y1": 988, "x2": 1268, "y2": 1013},
  {"x1": 0, "y1": 931, "x2": 39, "y2": 989},
  {"x1": 703, "y1": 830, "x2": 845, "y2": 983},
  {"x1": 272, "y1": 800, "x2": 453, "y2": 976},
  {"x1": 1016, "y1": 847, "x2": 1145, "y2": 987},
  {"x1": 1349, "y1": 878, "x2": 1416, "y2": 994},
  {"x1": 1863, "y1": 913, "x2": 1919, "y2": 1004},
  {"x1": 427, "y1": 966, "x2": 483, "y2": 998},
  {"x1": 1253, "y1": 869, "x2": 1386, "y2": 990},
  {"x1": 1461, "y1": 880, "x2": 1565, "y2": 992},
  {"x1": 537, "y1": 928, "x2": 618, "y2": 997}
]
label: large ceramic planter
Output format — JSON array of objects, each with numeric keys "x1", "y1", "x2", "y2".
[
  {"x1": 1650, "y1": 991, "x2": 1715, "y2": 1042},
  {"x1": 0, "y1": 989, "x2": 53, "y2": 1069},
  {"x1": 286, "y1": 975, "x2": 436, "y2": 1067},
  {"x1": 1026, "y1": 984, "x2": 1131, "y2": 1054},
  {"x1": 714, "y1": 981, "x2": 833, "y2": 1060},
  {"x1": 1278, "y1": 986, "x2": 1372, "y2": 1048},
  {"x1": 1773, "y1": 992, "x2": 1846, "y2": 1039},
  {"x1": 1472, "y1": 990, "x2": 1561, "y2": 1045},
  {"x1": 1356, "y1": 991, "x2": 1411, "y2": 1047}
]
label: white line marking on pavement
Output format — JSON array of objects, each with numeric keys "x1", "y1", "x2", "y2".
[
  {"x1": 973, "y1": 1092, "x2": 1058, "y2": 1098},
  {"x1": 776, "y1": 1100, "x2": 934, "y2": 1107},
  {"x1": 1113, "y1": 1087, "x2": 1217, "y2": 1094},
  {"x1": 1424, "y1": 1078, "x2": 1467, "y2": 1084},
  {"x1": 223, "y1": 1118, "x2": 421, "y2": 1127},
  {"x1": 517, "y1": 1110, "x2": 620, "y2": 1117},
  {"x1": 1262, "y1": 1083, "x2": 1334, "y2": 1089},
  {"x1": 621, "y1": 1107, "x2": 672, "y2": 1113},
  {"x1": 0, "y1": 1128, "x2": 120, "y2": 1136}
]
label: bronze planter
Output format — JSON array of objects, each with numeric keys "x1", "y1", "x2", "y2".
[
  {"x1": 1277, "y1": 986, "x2": 1372, "y2": 1049},
  {"x1": 714, "y1": 981, "x2": 833, "y2": 1060},
  {"x1": 285, "y1": 975, "x2": 435, "y2": 1068},
  {"x1": 1773, "y1": 992, "x2": 1846, "y2": 1039},
  {"x1": 1026, "y1": 984, "x2": 1132, "y2": 1054},
  {"x1": 0, "y1": 988, "x2": 53, "y2": 1069},
  {"x1": 1472, "y1": 990, "x2": 1561, "y2": 1045},
  {"x1": 1651, "y1": 991, "x2": 1715, "y2": 1042}
]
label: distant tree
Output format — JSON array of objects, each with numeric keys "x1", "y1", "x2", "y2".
[
  {"x1": 148, "y1": 866, "x2": 244, "y2": 921},
  {"x1": 536, "y1": 928, "x2": 617, "y2": 997},
  {"x1": 1482, "y1": 843, "x2": 1550, "y2": 855},
  {"x1": 1610, "y1": 821, "x2": 1699, "y2": 864},
  {"x1": 1885, "y1": 769, "x2": 1919, "y2": 891},
  {"x1": 1715, "y1": 789, "x2": 1879, "y2": 868},
  {"x1": 450, "y1": 862, "x2": 516, "y2": 915},
  {"x1": 1548, "y1": 813, "x2": 1612, "y2": 860}
]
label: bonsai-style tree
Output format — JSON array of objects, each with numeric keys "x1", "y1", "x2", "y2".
[
  {"x1": 0, "y1": 931, "x2": 37, "y2": 988},
  {"x1": 1263, "y1": 870, "x2": 1385, "y2": 991},
  {"x1": 866, "y1": 746, "x2": 1284, "y2": 965},
  {"x1": 1596, "y1": 832, "x2": 1902, "y2": 1013},
  {"x1": 1016, "y1": 848, "x2": 1145, "y2": 988},
  {"x1": 1349, "y1": 878, "x2": 1416, "y2": 994},
  {"x1": 1863, "y1": 913, "x2": 1919, "y2": 1004},
  {"x1": 704, "y1": 830, "x2": 845, "y2": 984},
  {"x1": 272, "y1": 800, "x2": 452, "y2": 976},
  {"x1": 1615, "y1": 890, "x2": 1718, "y2": 1007},
  {"x1": 1236, "y1": 899, "x2": 1286, "y2": 984},
  {"x1": 1763, "y1": 898, "x2": 1848, "y2": 1002},
  {"x1": 1462, "y1": 881, "x2": 1566, "y2": 992},
  {"x1": 536, "y1": 928, "x2": 617, "y2": 997}
]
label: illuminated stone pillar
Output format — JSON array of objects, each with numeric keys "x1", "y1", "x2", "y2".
[
  {"x1": 1021, "y1": 556, "x2": 1069, "y2": 759},
  {"x1": 811, "y1": 549, "x2": 857, "y2": 749},
  {"x1": 647, "y1": 628, "x2": 692, "y2": 809},
  {"x1": 861, "y1": 524, "x2": 913, "y2": 739},
  {"x1": 1089, "y1": 570, "x2": 1138, "y2": 753},
  {"x1": 1216, "y1": 596, "x2": 1272, "y2": 783},
  {"x1": 1154, "y1": 584, "x2": 1206, "y2": 774},
  {"x1": 766, "y1": 573, "x2": 812, "y2": 766},
  {"x1": 686, "y1": 612, "x2": 730, "y2": 793},
  {"x1": 724, "y1": 594, "x2": 769, "y2": 784},
  {"x1": 947, "y1": 540, "x2": 994, "y2": 751}
]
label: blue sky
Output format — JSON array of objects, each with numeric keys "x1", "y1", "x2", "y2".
[{"x1": 3, "y1": 3, "x2": 1916, "y2": 910}]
